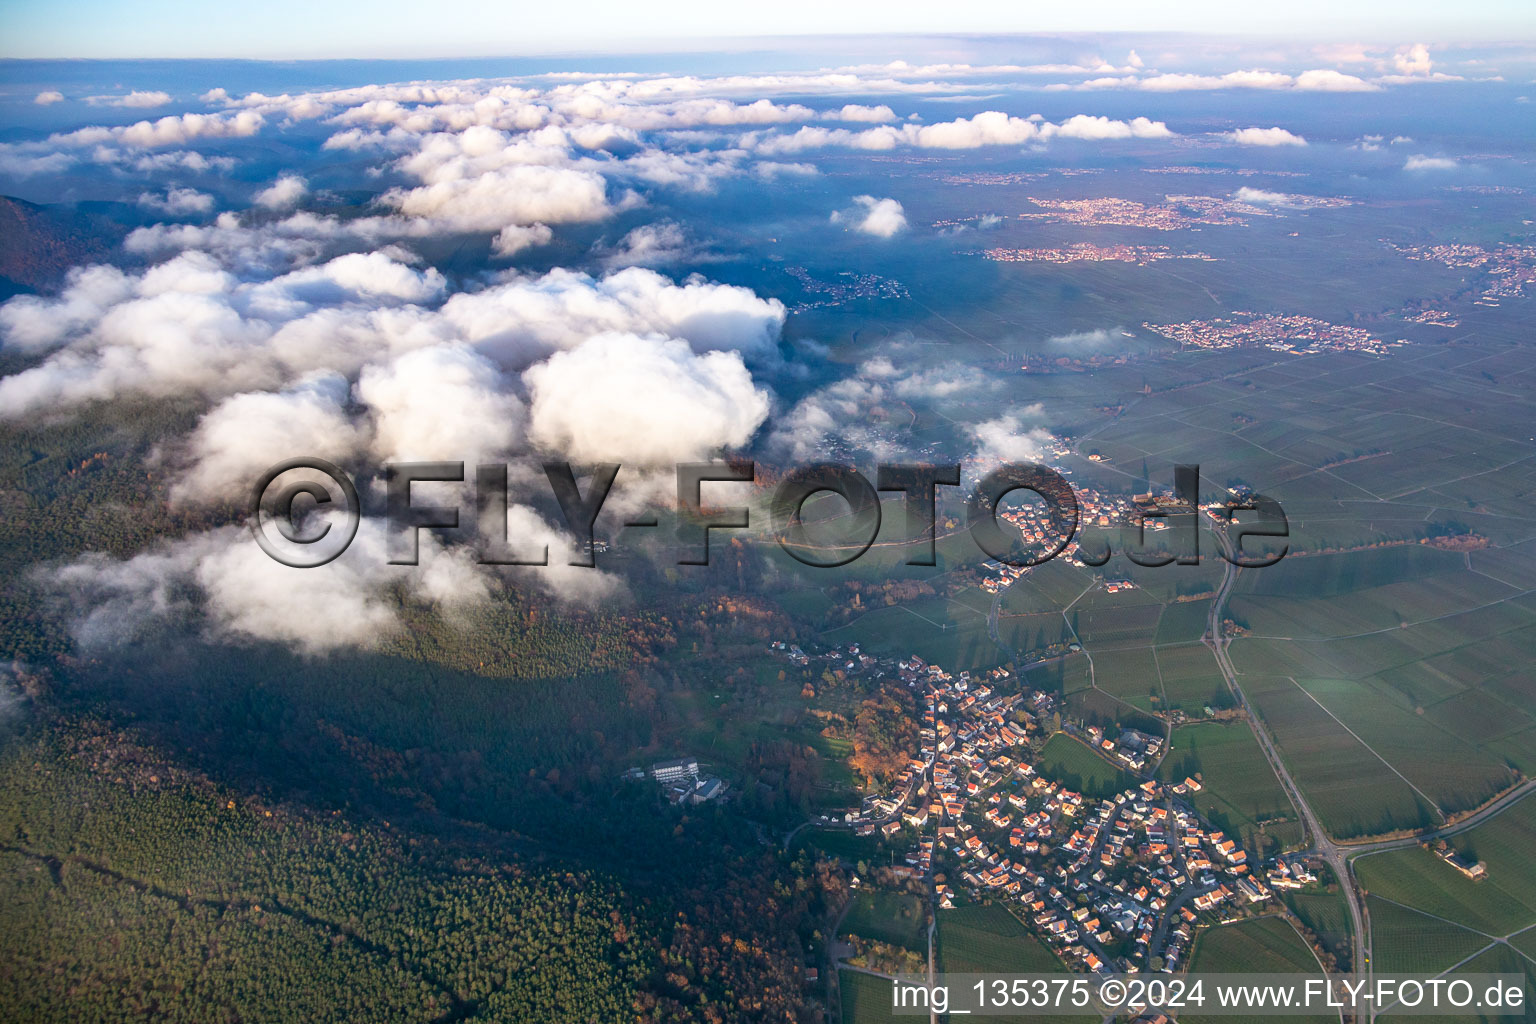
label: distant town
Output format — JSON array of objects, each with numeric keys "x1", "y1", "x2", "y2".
[
  {"x1": 784, "y1": 266, "x2": 911, "y2": 312},
  {"x1": 938, "y1": 171, "x2": 1047, "y2": 186},
  {"x1": 969, "y1": 243, "x2": 1215, "y2": 266},
  {"x1": 1403, "y1": 308, "x2": 1461, "y2": 327},
  {"x1": 1017, "y1": 191, "x2": 1351, "y2": 231},
  {"x1": 1143, "y1": 311, "x2": 1399, "y2": 355},
  {"x1": 1391, "y1": 241, "x2": 1536, "y2": 303},
  {"x1": 1141, "y1": 166, "x2": 1308, "y2": 178}
]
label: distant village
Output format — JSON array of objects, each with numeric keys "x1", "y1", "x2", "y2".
[
  {"x1": 1391, "y1": 241, "x2": 1536, "y2": 304},
  {"x1": 1141, "y1": 166, "x2": 1308, "y2": 178},
  {"x1": 964, "y1": 435, "x2": 1193, "y2": 588},
  {"x1": 1142, "y1": 311, "x2": 1401, "y2": 356},
  {"x1": 1018, "y1": 195, "x2": 1249, "y2": 231},
  {"x1": 1015, "y1": 191, "x2": 1350, "y2": 232},
  {"x1": 970, "y1": 243, "x2": 1215, "y2": 267},
  {"x1": 783, "y1": 265, "x2": 910, "y2": 313},
  {"x1": 1403, "y1": 308, "x2": 1461, "y2": 327}
]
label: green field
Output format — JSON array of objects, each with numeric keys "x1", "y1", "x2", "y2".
[
  {"x1": 1151, "y1": 643, "x2": 1229, "y2": 714},
  {"x1": 821, "y1": 597, "x2": 1006, "y2": 673},
  {"x1": 1511, "y1": 926, "x2": 1536, "y2": 963},
  {"x1": 1288, "y1": 678, "x2": 1513, "y2": 815},
  {"x1": 1377, "y1": 943, "x2": 1536, "y2": 1024},
  {"x1": 1155, "y1": 600, "x2": 1212, "y2": 645},
  {"x1": 1357, "y1": 846, "x2": 1531, "y2": 938},
  {"x1": 1182, "y1": 917, "x2": 1334, "y2": 1024},
  {"x1": 996, "y1": 610, "x2": 1073, "y2": 661},
  {"x1": 839, "y1": 889, "x2": 928, "y2": 952},
  {"x1": 1283, "y1": 890, "x2": 1353, "y2": 969},
  {"x1": 1244, "y1": 673, "x2": 1439, "y2": 838},
  {"x1": 1355, "y1": 792, "x2": 1536, "y2": 939},
  {"x1": 1071, "y1": 598, "x2": 1164, "y2": 648},
  {"x1": 1158, "y1": 721, "x2": 1301, "y2": 850},
  {"x1": 1231, "y1": 546, "x2": 1471, "y2": 601},
  {"x1": 796, "y1": 828, "x2": 885, "y2": 864},
  {"x1": 838, "y1": 968, "x2": 904, "y2": 1024},
  {"x1": 1187, "y1": 916, "x2": 1324, "y2": 974},
  {"x1": 1222, "y1": 555, "x2": 1534, "y2": 838},
  {"x1": 937, "y1": 903, "x2": 1063, "y2": 974},
  {"x1": 935, "y1": 903, "x2": 1090, "y2": 1024},
  {"x1": 1036, "y1": 733, "x2": 1138, "y2": 799},
  {"x1": 1352, "y1": 795, "x2": 1536, "y2": 1021},
  {"x1": 999, "y1": 560, "x2": 1096, "y2": 615},
  {"x1": 1087, "y1": 646, "x2": 1163, "y2": 711},
  {"x1": 1231, "y1": 570, "x2": 1523, "y2": 642},
  {"x1": 1365, "y1": 896, "x2": 1493, "y2": 974}
]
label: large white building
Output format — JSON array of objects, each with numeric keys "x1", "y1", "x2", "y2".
[{"x1": 650, "y1": 757, "x2": 699, "y2": 784}]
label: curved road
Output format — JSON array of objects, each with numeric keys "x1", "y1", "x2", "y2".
[
  {"x1": 1346, "y1": 779, "x2": 1536, "y2": 857},
  {"x1": 987, "y1": 573, "x2": 1022, "y2": 665}
]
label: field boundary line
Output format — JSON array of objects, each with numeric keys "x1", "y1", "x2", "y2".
[
  {"x1": 1366, "y1": 893, "x2": 1504, "y2": 943},
  {"x1": 1284, "y1": 676, "x2": 1445, "y2": 821}
]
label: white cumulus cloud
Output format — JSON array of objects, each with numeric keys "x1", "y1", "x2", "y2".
[
  {"x1": 1225, "y1": 126, "x2": 1307, "y2": 147},
  {"x1": 969, "y1": 407, "x2": 1052, "y2": 464},
  {"x1": 253, "y1": 174, "x2": 309, "y2": 210},
  {"x1": 87, "y1": 90, "x2": 173, "y2": 109},
  {"x1": 137, "y1": 187, "x2": 216, "y2": 216},
  {"x1": 1295, "y1": 69, "x2": 1379, "y2": 92},
  {"x1": 1394, "y1": 44, "x2": 1435, "y2": 76},
  {"x1": 524, "y1": 333, "x2": 769, "y2": 464},
  {"x1": 835, "y1": 195, "x2": 908, "y2": 238},
  {"x1": 356, "y1": 344, "x2": 524, "y2": 465},
  {"x1": 172, "y1": 373, "x2": 362, "y2": 502}
]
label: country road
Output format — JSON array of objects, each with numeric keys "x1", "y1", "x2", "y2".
[
  {"x1": 1202, "y1": 523, "x2": 1372, "y2": 986},
  {"x1": 986, "y1": 571, "x2": 1022, "y2": 665},
  {"x1": 926, "y1": 914, "x2": 938, "y2": 1024},
  {"x1": 1204, "y1": 521, "x2": 1536, "y2": 1014},
  {"x1": 1344, "y1": 778, "x2": 1536, "y2": 857}
]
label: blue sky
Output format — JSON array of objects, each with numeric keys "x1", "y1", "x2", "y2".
[{"x1": 3, "y1": 0, "x2": 1534, "y2": 59}]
